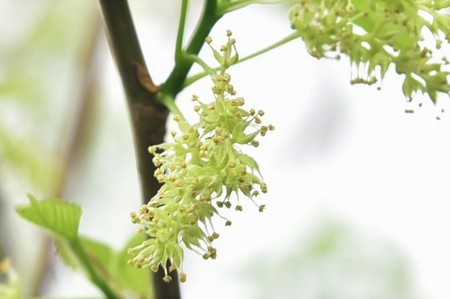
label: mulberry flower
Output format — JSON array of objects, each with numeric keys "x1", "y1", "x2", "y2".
[
  {"x1": 289, "y1": 0, "x2": 450, "y2": 103},
  {"x1": 129, "y1": 31, "x2": 274, "y2": 282}
]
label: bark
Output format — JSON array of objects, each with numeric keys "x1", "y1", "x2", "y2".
[{"x1": 98, "y1": 0, "x2": 181, "y2": 298}]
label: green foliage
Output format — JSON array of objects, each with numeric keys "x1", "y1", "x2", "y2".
[
  {"x1": 57, "y1": 235, "x2": 152, "y2": 297},
  {"x1": 289, "y1": 0, "x2": 450, "y2": 102},
  {"x1": 16, "y1": 195, "x2": 151, "y2": 298},
  {"x1": 16, "y1": 194, "x2": 81, "y2": 241}
]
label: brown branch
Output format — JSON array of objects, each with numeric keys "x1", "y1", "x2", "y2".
[{"x1": 97, "y1": 0, "x2": 181, "y2": 298}]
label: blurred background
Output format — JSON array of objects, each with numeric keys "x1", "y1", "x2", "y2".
[{"x1": 1, "y1": 0, "x2": 450, "y2": 298}]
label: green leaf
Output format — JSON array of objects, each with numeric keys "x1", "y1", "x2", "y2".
[
  {"x1": 56, "y1": 234, "x2": 152, "y2": 297},
  {"x1": 81, "y1": 237, "x2": 116, "y2": 278},
  {"x1": 56, "y1": 236, "x2": 115, "y2": 273},
  {"x1": 54, "y1": 239, "x2": 81, "y2": 270},
  {"x1": 16, "y1": 194, "x2": 82, "y2": 241}
]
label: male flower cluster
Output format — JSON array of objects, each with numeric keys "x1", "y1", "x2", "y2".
[
  {"x1": 289, "y1": 0, "x2": 450, "y2": 103},
  {"x1": 128, "y1": 31, "x2": 273, "y2": 282}
]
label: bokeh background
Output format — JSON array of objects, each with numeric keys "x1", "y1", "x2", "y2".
[{"x1": 1, "y1": 1, "x2": 450, "y2": 298}]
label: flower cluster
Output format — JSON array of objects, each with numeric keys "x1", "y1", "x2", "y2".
[
  {"x1": 128, "y1": 31, "x2": 273, "y2": 282},
  {"x1": 289, "y1": 0, "x2": 450, "y2": 103}
]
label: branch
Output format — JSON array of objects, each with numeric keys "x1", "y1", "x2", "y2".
[
  {"x1": 175, "y1": 0, "x2": 190, "y2": 63},
  {"x1": 162, "y1": 0, "x2": 221, "y2": 98},
  {"x1": 97, "y1": 0, "x2": 181, "y2": 298}
]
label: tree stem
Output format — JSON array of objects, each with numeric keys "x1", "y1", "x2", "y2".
[{"x1": 97, "y1": 0, "x2": 181, "y2": 298}]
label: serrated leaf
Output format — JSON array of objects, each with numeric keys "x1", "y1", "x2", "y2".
[{"x1": 16, "y1": 194, "x2": 82, "y2": 241}]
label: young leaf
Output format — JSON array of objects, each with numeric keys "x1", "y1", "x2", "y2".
[
  {"x1": 55, "y1": 236, "x2": 115, "y2": 274},
  {"x1": 54, "y1": 239, "x2": 81, "y2": 270},
  {"x1": 16, "y1": 194, "x2": 82, "y2": 241},
  {"x1": 56, "y1": 234, "x2": 152, "y2": 297}
]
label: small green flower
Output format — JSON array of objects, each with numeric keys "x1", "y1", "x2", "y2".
[
  {"x1": 289, "y1": 0, "x2": 450, "y2": 103},
  {"x1": 129, "y1": 31, "x2": 274, "y2": 282}
]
